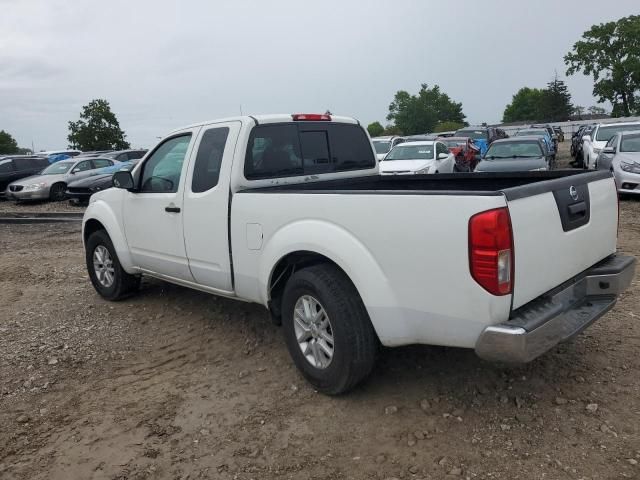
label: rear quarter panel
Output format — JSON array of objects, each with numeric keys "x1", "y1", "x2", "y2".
[{"x1": 231, "y1": 192, "x2": 512, "y2": 348}]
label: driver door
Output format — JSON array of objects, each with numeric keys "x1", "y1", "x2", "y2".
[{"x1": 123, "y1": 130, "x2": 199, "y2": 281}]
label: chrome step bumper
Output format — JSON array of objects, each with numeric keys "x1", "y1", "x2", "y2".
[{"x1": 475, "y1": 254, "x2": 636, "y2": 363}]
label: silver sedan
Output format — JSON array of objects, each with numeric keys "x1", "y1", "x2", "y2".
[
  {"x1": 597, "y1": 131, "x2": 640, "y2": 195},
  {"x1": 6, "y1": 157, "x2": 117, "y2": 201}
]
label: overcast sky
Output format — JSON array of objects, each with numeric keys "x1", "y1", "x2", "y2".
[{"x1": 1, "y1": 0, "x2": 638, "y2": 150}]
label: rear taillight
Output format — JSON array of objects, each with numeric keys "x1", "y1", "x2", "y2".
[
  {"x1": 469, "y1": 207, "x2": 513, "y2": 296},
  {"x1": 291, "y1": 113, "x2": 331, "y2": 121}
]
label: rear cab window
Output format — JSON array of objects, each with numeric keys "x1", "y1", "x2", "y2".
[{"x1": 244, "y1": 122, "x2": 375, "y2": 180}]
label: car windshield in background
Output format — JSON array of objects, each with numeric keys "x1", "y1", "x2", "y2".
[
  {"x1": 516, "y1": 130, "x2": 547, "y2": 137},
  {"x1": 621, "y1": 134, "x2": 640, "y2": 152},
  {"x1": 373, "y1": 141, "x2": 391, "y2": 154},
  {"x1": 42, "y1": 162, "x2": 73, "y2": 174},
  {"x1": 485, "y1": 142, "x2": 542, "y2": 159},
  {"x1": 384, "y1": 145, "x2": 434, "y2": 161},
  {"x1": 596, "y1": 124, "x2": 640, "y2": 142},
  {"x1": 455, "y1": 130, "x2": 487, "y2": 141},
  {"x1": 443, "y1": 140, "x2": 466, "y2": 147}
]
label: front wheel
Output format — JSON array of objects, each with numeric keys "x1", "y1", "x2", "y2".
[
  {"x1": 281, "y1": 264, "x2": 378, "y2": 395},
  {"x1": 49, "y1": 183, "x2": 66, "y2": 201},
  {"x1": 86, "y1": 230, "x2": 140, "y2": 301}
]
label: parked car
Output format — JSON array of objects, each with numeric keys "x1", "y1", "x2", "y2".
[
  {"x1": 571, "y1": 124, "x2": 596, "y2": 167},
  {"x1": 453, "y1": 127, "x2": 507, "y2": 157},
  {"x1": 403, "y1": 134, "x2": 440, "y2": 142},
  {"x1": 531, "y1": 124, "x2": 559, "y2": 150},
  {"x1": 379, "y1": 141, "x2": 455, "y2": 174},
  {"x1": 583, "y1": 121, "x2": 640, "y2": 170},
  {"x1": 371, "y1": 136, "x2": 405, "y2": 161},
  {"x1": 434, "y1": 130, "x2": 456, "y2": 138},
  {"x1": 596, "y1": 131, "x2": 640, "y2": 194},
  {"x1": 514, "y1": 128, "x2": 555, "y2": 164},
  {"x1": 102, "y1": 149, "x2": 148, "y2": 162},
  {"x1": 75, "y1": 150, "x2": 114, "y2": 158},
  {"x1": 82, "y1": 112, "x2": 634, "y2": 394},
  {"x1": 439, "y1": 137, "x2": 480, "y2": 172},
  {"x1": 66, "y1": 160, "x2": 139, "y2": 205},
  {"x1": 6, "y1": 157, "x2": 119, "y2": 201},
  {"x1": 0, "y1": 156, "x2": 50, "y2": 198},
  {"x1": 553, "y1": 126, "x2": 565, "y2": 143},
  {"x1": 474, "y1": 137, "x2": 549, "y2": 172},
  {"x1": 37, "y1": 149, "x2": 82, "y2": 161}
]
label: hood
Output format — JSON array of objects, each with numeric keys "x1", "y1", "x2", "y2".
[
  {"x1": 376, "y1": 153, "x2": 387, "y2": 161},
  {"x1": 475, "y1": 157, "x2": 547, "y2": 172},
  {"x1": 616, "y1": 152, "x2": 640, "y2": 164},
  {"x1": 379, "y1": 159, "x2": 436, "y2": 173},
  {"x1": 8, "y1": 173, "x2": 61, "y2": 186},
  {"x1": 68, "y1": 174, "x2": 112, "y2": 188}
]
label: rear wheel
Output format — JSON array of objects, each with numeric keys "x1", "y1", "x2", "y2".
[
  {"x1": 49, "y1": 183, "x2": 66, "y2": 201},
  {"x1": 86, "y1": 230, "x2": 140, "y2": 301},
  {"x1": 281, "y1": 264, "x2": 378, "y2": 395}
]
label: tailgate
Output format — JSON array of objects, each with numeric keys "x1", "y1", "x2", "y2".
[{"x1": 505, "y1": 171, "x2": 618, "y2": 309}]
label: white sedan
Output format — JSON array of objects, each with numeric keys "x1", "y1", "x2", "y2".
[{"x1": 379, "y1": 141, "x2": 455, "y2": 175}]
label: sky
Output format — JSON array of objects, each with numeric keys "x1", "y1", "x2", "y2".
[{"x1": 1, "y1": 0, "x2": 638, "y2": 151}]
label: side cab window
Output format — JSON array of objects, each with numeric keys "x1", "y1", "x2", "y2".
[{"x1": 139, "y1": 134, "x2": 192, "y2": 193}]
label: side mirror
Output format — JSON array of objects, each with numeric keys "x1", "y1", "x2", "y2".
[
  {"x1": 438, "y1": 153, "x2": 449, "y2": 160},
  {"x1": 71, "y1": 168, "x2": 79, "y2": 174},
  {"x1": 113, "y1": 171, "x2": 134, "y2": 190},
  {"x1": 603, "y1": 146, "x2": 616, "y2": 155}
]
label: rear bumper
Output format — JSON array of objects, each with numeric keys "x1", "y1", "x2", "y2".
[{"x1": 475, "y1": 254, "x2": 636, "y2": 363}]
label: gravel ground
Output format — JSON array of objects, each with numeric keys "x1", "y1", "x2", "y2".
[{"x1": 1, "y1": 143, "x2": 639, "y2": 480}]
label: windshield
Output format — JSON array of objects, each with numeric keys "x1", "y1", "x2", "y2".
[
  {"x1": 621, "y1": 133, "x2": 640, "y2": 153},
  {"x1": 485, "y1": 142, "x2": 542, "y2": 159},
  {"x1": 41, "y1": 162, "x2": 73, "y2": 174},
  {"x1": 384, "y1": 145, "x2": 434, "y2": 161},
  {"x1": 455, "y1": 129, "x2": 487, "y2": 141},
  {"x1": 372, "y1": 141, "x2": 391, "y2": 154},
  {"x1": 516, "y1": 130, "x2": 547, "y2": 138},
  {"x1": 596, "y1": 124, "x2": 640, "y2": 142}
]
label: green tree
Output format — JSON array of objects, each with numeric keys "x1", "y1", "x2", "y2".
[
  {"x1": 367, "y1": 121, "x2": 384, "y2": 137},
  {"x1": 0, "y1": 130, "x2": 19, "y2": 154},
  {"x1": 382, "y1": 124, "x2": 403, "y2": 136},
  {"x1": 502, "y1": 87, "x2": 545, "y2": 123},
  {"x1": 434, "y1": 121, "x2": 465, "y2": 133},
  {"x1": 68, "y1": 99, "x2": 130, "y2": 150},
  {"x1": 539, "y1": 74, "x2": 573, "y2": 122},
  {"x1": 565, "y1": 15, "x2": 640, "y2": 117},
  {"x1": 387, "y1": 84, "x2": 465, "y2": 135},
  {"x1": 573, "y1": 105, "x2": 585, "y2": 116}
]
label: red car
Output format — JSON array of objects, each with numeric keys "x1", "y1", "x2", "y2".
[{"x1": 438, "y1": 137, "x2": 480, "y2": 172}]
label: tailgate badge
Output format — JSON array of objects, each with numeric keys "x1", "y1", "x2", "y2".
[{"x1": 569, "y1": 185, "x2": 579, "y2": 200}]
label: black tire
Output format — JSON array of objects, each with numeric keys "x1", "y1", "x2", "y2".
[
  {"x1": 86, "y1": 230, "x2": 140, "y2": 301},
  {"x1": 281, "y1": 264, "x2": 378, "y2": 395},
  {"x1": 49, "y1": 183, "x2": 66, "y2": 201}
]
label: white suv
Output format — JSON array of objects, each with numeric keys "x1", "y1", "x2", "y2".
[{"x1": 583, "y1": 122, "x2": 640, "y2": 169}]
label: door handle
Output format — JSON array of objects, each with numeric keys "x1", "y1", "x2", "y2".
[
  {"x1": 165, "y1": 205, "x2": 181, "y2": 213},
  {"x1": 568, "y1": 202, "x2": 586, "y2": 216}
]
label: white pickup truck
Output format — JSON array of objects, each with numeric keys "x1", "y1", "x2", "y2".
[{"x1": 82, "y1": 113, "x2": 635, "y2": 394}]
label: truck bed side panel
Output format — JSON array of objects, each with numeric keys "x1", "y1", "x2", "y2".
[{"x1": 231, "y1": 192, "x2": 511, "y2": 348}]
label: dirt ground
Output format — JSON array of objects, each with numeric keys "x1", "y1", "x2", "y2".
[{"x1": 1, "y1": 143, "x2": 639, "y2": 480}]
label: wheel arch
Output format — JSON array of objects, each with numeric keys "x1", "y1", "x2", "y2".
[
  {"x1": 82, "y1": 201, "x2": 135, "y2": 273},
  {"x1": 259, "y1": 220, "x2": 397, "y2": 341}
]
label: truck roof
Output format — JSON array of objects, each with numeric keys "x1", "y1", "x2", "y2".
[{"x1": 171, "y1": 114, "x2": 359, "y2": 134}]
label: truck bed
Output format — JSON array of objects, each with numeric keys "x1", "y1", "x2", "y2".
[{"x1": 240, "y1": 170, "x2": 610, "y2": 199}]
